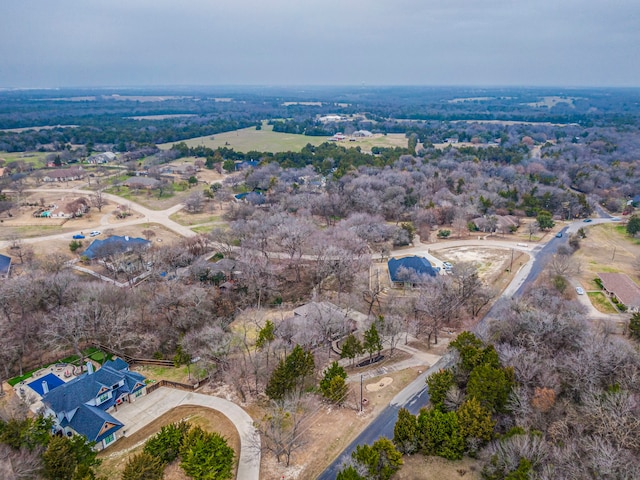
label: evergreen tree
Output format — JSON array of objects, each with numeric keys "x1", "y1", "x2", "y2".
[
  {"x1": 417, "y1": 408, "x2": 465, "y2": 460},
  {"x1": 320, "y1": 361, "x2": 348, "y2": 404},
  {"x1": 426, "y1": 369, "x2": 455, "y2": 411},
  {"x1": 143, "y1": 421, "x2": 190, "y2": 464},
  {"x1": 340, "y1": 334, "x2": 364, "y2": 366},
  {"x1": 266, "y1": 344, "x2": 315, "y2": 400},
  {"x1": 627, "y1": 215, "x2": 640, "y2": 236},
  {"x1": 363, "y1": 322, "x2": 383, "y2": 361},
  {"x1": 180, "y1": 426, "x2": 234, "y2": 480},
  {"x1": 457, "y1": 397, "x2": 495, "y2": 452},
  {"x1": 336, "y1": 465, "x2": 364, "y2": 480},
  {"x1": 467, "y1": 364, "x2": 514, "y2": 413},
  {"x1": 393, "y1": 408, "x2": 418, "y2": 454},
  {"x1": 351, "y1": 437, "x2": 403, "y2": 480},
  {"x1": 450, "y1": 331, "x2": 486, "y2": 373},
  {"x1": 629, "y1": 312, "x2": 640, "y2": 341},
  {"x1": 121, "y1": 452, "x2": 165, "y2": 480}
]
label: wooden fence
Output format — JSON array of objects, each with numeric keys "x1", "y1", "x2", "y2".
[
  {"x1": 146, "y1": 377, "x2": 210, "y2": 394},
  {"x1": 92, "y1": 342, "x2": 174, "y2": 367}
]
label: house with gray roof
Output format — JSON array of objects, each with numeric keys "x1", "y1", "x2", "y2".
[
  {"x1": 598, "y1": 273, "x2": 640, "y2": 312},
  {"x1": 41, "y1": 359, "x2": 146, "y2": 451}
]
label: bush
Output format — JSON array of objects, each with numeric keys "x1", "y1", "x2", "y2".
[{"x1": 437, "y1": 229, "x2": 451, "y2": 238}]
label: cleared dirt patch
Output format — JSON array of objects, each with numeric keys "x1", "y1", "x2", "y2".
[
  {"x1": 394, "y1": 454, "x2": 482, "y2": 480},
  {"x1": 97, "y1": 405, "x2": 241, "y2": 479},
  {"x1": 575, "y1": 223, "x2": 640, "y2": 287}
]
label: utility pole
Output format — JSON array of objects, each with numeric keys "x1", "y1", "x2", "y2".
[
  {"x1": 360, "y1": 374, "x2": 363, "y2": 412},
  {"x1": 510, "y1": 248, "x2": 514, "y2": 272},
  {"x1": 612, "y1": 246, "x2": 616, "y2": 261}
]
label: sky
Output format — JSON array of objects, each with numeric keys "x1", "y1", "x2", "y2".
[{"x1": 1, "y1": 0, "x2": 639, "y2": 88}]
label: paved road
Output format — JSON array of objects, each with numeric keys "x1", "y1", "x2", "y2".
[
  {"x1": 110, "y1": 387, "x2": 260, "y2": 480},
  {"x1": 318, "y1": 217, "x2": 624, "y2": 478}
]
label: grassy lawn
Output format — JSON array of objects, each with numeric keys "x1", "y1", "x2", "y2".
[
  {"x1": 191, "y1": 225, "x2": 214, "y2": 234},
  {"x1": 8, "y1": 348, "x2": 110, "y2": 386},
  {"x1": 132, "y1": 364, "x2": 192, "y2": 384},
  {"x1": 157, "y1": 122, "x2": 407, "y2": 154},
  {"x1": 169, "y1": 211, "x2": 222, "y2": 226},
  {"x1": 587, "y1": 291, "x2": 618, "y2": 314},
  {"x1": 0, "y1": 224, "x2": 68, "y2": 241},
  {"x1": 0, "y1": 151, "x2": 49, "y2": 168}
]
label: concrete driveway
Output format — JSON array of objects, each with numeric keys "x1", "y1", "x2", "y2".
[{"x1": 111, "y1": 387, "x2": 260, "y2": 479}]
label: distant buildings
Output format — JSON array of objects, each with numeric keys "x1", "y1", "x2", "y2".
[
  {"x1": 42, "y1": 168, "x2": 85, "y2": 182},
  {"x1": 87, "y1": 152, "x2": 116, "y2": 164}
]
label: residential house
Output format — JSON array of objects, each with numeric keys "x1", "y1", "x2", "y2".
[
  {"x1": 123, "y1": 176, "x2": 160, "y2": 189},
  {"x1": 83, "y1": 235, "x2": 151, "y2": 261},
  {"x1": 598, "y1": 273, "x2": 640, "y2": 312},
  {"x1": 0, "y1": 254, "x2": 12, "y2": 279},
  {"x1": 42, "y1": 168, "x2": 85, "y2": 182},
  {"x1": 388, "y1": 256, "x2": 437, "y2": 287},
  {"x1": 472, "y1": 215, "x2": 519, "y2": 234},
  {"x1": 234, "y1": 160, "x2": 259, "y2": 171},
  {"x1": 41, "y1": 359, "x2": 146, "y2": 451},
  {"x1": 352, "y1": 130, "x2": 373, "y2": 137},
  {"x1": 291, "y1": 301, "x2": 362, "y2": 345},
  {"x1": 50, "y1": 197, "x2": 90, "y2": 218},
  {"x1": 87, "y1": 152, "x2": 116, "y2": 164}
]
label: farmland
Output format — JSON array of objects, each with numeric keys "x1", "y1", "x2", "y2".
[{"x1": 158, "y1": 122, "x2": 408, "y2": 154}]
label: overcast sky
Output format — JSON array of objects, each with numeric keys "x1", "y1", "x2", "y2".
[{"x1": 2, "y1": 0, "x2": 639, "y2": 88}]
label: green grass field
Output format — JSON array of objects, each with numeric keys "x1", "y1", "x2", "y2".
[
  {"x1": 0, "y1": 151, "x2": 49, "y2": 168},
  {"x1": 587, "y1": 291, "x2": 618, "y2": 313},
  {"x1": 157, "y1": 122, "x2": 407, "y2": 154}
]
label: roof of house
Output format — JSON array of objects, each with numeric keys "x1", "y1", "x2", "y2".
[
  {"x1": 123, "y1": 176, "x2": 160, "y2": 187},
  {"x1": 43, "y1": 360, "x2": 144, "y2": 442},
  {"x1": 45, "y1": 168, "x2": 83, "y2": 178},
  {"x1": 388, "y1": 256, "x2": 437, "y2": 283},
  {"x1": 0, "y1": 254, "x2": 11, "y2": 276},
  {"x1": 83, "y1": 235, "x2": 150, "y2": 260},
  {"x1": 61, "y1": 404, "x2": 123, "y2": 443},
  {"x1": 598, "y1": 273, "x2": 640, "y2": 308}
]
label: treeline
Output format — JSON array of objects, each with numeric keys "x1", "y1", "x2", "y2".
[
  {"x1": 338, "y1": 287, "x2": 640, "y2": 479},
  {"x1": 0, "y1": 117, "x2": 255, "y2": 153}
]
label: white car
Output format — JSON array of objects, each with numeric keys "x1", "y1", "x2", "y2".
[
  {"x1": 442, "y1": 261, "x2": 453, "y2": 268},
  {"x1": 89, "y1": 231, "x2": 101, "y2": 237},
  {"x1": 576, "y1": 286, "x2": 585, "y2": 295}
]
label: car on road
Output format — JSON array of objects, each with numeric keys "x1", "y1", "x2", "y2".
[
  {"x1": 556, "y1": 232, "x2": 563, "y2": 238},
  {"x1": 576, "y1": 286, "x2": 585, "y2": 295},
  {"x1": 72, "y1": 234, "x2": 85, "y2": 239},
  {"x1": 89, "y1": 231, "x2": 101, "y2": 237},
  {"x1": 583, "y1": 218, "x2": 592, "y2": 222}
]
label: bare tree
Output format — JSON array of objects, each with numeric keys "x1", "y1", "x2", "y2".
[
  {"x1": 255, "y1": 397, "x2": 311, "y2": 467},
  {"x1": 91, "y1": 189, "x2": 107, "y2": 212}
]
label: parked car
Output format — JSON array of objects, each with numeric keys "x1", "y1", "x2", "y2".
[
  {"x1": 89, "y1": 231, "x2": 101, "y2": 237},
  {"x1": 576, "y1": 286, "x2": 585, "y2": 295},
  {"x1": 556, "y1": 232, "x2": 563, "y2": 238},
  {"x1": 72, "y1": 234, "x2": 85, "y2": 239},
  {"x1": 583, "y1": 218, "x2": 593, "y2": 222}
]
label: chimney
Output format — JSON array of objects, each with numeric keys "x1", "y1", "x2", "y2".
[
  {"x1": 86, "y1": 361, "x2": 94, "y2": 374},
  {"x1": 42, "y1": 380, "x2": 49, "y2": 395}
]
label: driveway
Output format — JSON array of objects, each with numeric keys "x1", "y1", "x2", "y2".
[{"x1": 111, "y1": 387, "x2": 260, "y2": 480}]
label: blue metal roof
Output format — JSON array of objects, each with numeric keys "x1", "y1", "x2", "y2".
[
  {"x1": 0, "y1": 254, "x2": 11, "y2": 276},
  {"x1": 43, "y1": 362, "x2": 145, "y2": 415},
  {"x1": 64, "y1": 404, "x2": 123, "y2": 443},
  {"x1": 387, "y1": 256, "x2": 437, "y2": 283},
  {"x1": 83, "y1": 235, "x2": 150, "y2": 260}
]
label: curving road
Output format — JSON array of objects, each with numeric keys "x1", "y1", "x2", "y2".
[
  {"x1": 318, "y1": 217, "x2": 622, "y2": 478},
  {"x1": 110, "y1": 387, "x2": 260, "y2": 479}
]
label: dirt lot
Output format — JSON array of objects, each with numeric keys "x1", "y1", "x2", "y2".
[
  {"x1": 395, "y1": 455, "x2": 482, "y2": 480},
  {"x1": 574, "y1": 223, "x2": 640, "y2": 289}
]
